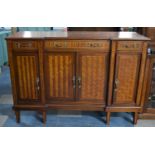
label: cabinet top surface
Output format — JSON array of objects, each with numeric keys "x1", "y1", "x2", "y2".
[{"x1": 6, "y1": 31, "x2": 150, "y2": 41}]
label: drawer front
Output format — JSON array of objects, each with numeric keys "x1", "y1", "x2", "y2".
[
  {"x1": 13, "y1": 41, "x2": 38, "y2": 50},
  {"x1": 44, "y1": 40, "x2": 110, "y2": 51},
  {"x1": 117, "y1": 41, "x2": 143, "y2": 51}
]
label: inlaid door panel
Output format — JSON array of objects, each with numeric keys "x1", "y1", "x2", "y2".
[
  {"x1": 44, "y1": 52, "x2": 75, "y2": 101},
  {"x1": 77, "y1": 52, "x2": 109, "y2": 103},
  {"x1": 113, "y1": 52, "x2": 141, "y2": 105},
  {"x1": 13, "y1": 52, "x2": 40, "y2": 101}
]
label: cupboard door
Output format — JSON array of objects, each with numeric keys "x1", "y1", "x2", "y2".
[
  {"x1": 44, "y1": 52, "x2": 75, "y2": 101},
  {"x1": 113, "y1": 52, "x2": 141, "y2": 105},
  {"x1": 13, "y1": 52, "x2": 40, "y2": 102},
  {"x1": 77, "y1": 52, "x2": 109, "y2": 103}
]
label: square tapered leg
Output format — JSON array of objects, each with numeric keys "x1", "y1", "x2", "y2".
[
  {"x1": 42, "y1": 111, "x2": 46, "y2": 124},
  {"x1": 134, "y1": 112, "x2": 138, "y2": 125},
  {"x1": 15, "y1": 110, "x2": 20, "y2": 123},
  {"x1": 106, "y1": 112, "x2": 111, "y2": 125}
]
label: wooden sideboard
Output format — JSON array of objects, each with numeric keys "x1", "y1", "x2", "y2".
[{"x1": 6, "y1": 31, "x2": 150, "y2": 125}]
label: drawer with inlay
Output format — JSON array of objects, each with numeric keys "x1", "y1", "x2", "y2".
[
  {"x1": 44, "y1": 40, "x2": 110, "y2": 50},
  {"x1": 13, "y1": 41, "x2": 38, "y2": 50},
  {"x1": 117, "y1": 41, "x2": 143, "y2": 51}
]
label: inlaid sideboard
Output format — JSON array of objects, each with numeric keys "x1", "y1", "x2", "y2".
[{"x1": 6, "y1": 31, "x2": 150, "y2": 125}]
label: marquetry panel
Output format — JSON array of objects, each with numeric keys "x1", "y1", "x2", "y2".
[
  {"x1": 113, "y1": 53, "x2": 141, "y2": 104},
  {"x1": 13, "y1": 53, "x2": 40, "y2": 101},
  {"x1": 78, "y1": 53, "x2": 109, "y2": 103},
  {"x1": 44, "y1": 52, "x2": 75, "y2": 100},
  {"x1": 117, "y1": 41, "x2": 143, "y2": 51},
  {"x1": 13, "y1": 41, "x2": 38, "y2": 50},
  {"x1": 45, "y1": 40, "x2": 110, "y2": 50}
]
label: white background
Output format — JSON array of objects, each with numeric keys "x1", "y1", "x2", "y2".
[
  {"x1": 0, "y1": 0, "x2": 155, "y2": 26},
  {"x1": 0, "y1": 0, "x2": 155, "y2": 155}
]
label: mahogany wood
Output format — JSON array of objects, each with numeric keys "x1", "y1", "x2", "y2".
[
  {"x1": 6, "y1": 31, "x2": 150, "y2": 125},
  {"x1": 13, "y1": 52, "x2": 40, "y2": 102},
  {"x1": 7, "y1": 31, "x2": 149, "y2": 40}
]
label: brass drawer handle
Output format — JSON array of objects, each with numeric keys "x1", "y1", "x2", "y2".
[
  {"x1": 89, "y1": 43, "x2": 97, "y2": 47},
  {"x1": 36, "y1": 77, "x2": 40, "y2": 91},
  {"x1": 114, "y1": 79, "x2": 119, "y2": 90},
  {"x1": 89, "y1": 43, "x2": 101, "y2": 48},
  {"x1": 55, "y1": 44, "x2": 63, "y2": 48},
  {"x1": 54, "y1": 42, "x2": 67, "y2": 48}
]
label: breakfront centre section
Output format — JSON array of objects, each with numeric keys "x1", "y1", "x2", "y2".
[{"x1": 6, "y1": 31, "x2": 149, "y2": 124}]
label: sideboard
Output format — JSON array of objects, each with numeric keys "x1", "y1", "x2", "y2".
[{"x1": 6, "y1": 31, "x2": 150, "y2": 125}]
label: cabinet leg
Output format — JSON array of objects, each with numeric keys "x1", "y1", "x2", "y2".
[
  {"x1": 15, "y1": 110, "x2": 20, "y2": 123},
  {"x1": 106, "y1": 112, "x2": 111, "y2": 125},
  {"x1": 134, "y1": 112, "x2": 138, "y2": 125},
  {"x1": 42, "y1": 111, "x2": 46, "y2": 124}
]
